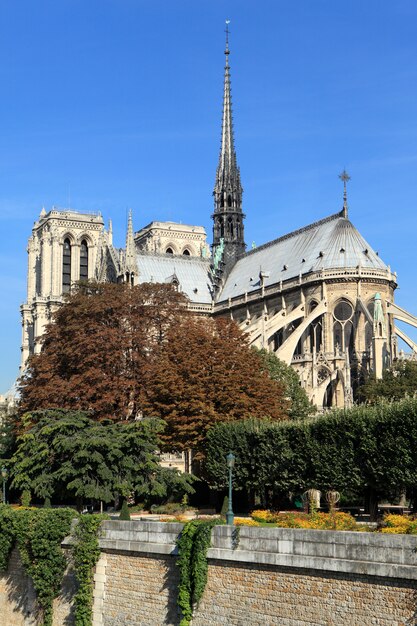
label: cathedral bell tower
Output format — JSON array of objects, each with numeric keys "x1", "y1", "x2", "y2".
[{"x1": 212, "y1": 22, "x2": 246, "y2": 269}]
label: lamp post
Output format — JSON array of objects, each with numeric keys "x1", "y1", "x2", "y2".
[
  {"x1": 1, "y1": 467, "x2": 8, "y2": 505},
  {"x1": 226, "y1": 452, "x2": 235, "y2": 526}
]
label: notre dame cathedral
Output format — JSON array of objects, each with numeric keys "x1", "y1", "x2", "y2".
[{"x1": 19, "y1": 32, "x2": 417, "y2": 411}]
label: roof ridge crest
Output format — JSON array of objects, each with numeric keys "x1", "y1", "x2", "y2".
[{"x1": 238, "y1": 210, "x2": 345, "y2": 260}]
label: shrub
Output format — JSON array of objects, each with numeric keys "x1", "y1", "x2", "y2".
[
  {"x1": 234, "y1": 518, "x2": 260, "y2": 526},
  {"x1": 251, "y1": 510, "x2": 358, "y2": 531},
  {"x1": 119, "y1": 500, "x2": 131, "y2": 521},
  {"x1": 251, "y1": 510, "x2": 278, "y2": 523},
  {"x1": 20, "y1": 489, "x2": 31, "y2": 508},
  {"x1": 220, "y1": 496, "x2": 229, "y2": 517},
  {"x1": 380, "y1": 514, "x2": 417, "y2": 534}
]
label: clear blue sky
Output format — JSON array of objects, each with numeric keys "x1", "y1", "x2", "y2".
[{"x1": 1, "y1": 0, "x2": 417, "y2": 392}]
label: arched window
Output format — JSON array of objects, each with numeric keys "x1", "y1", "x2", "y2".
[
  {"x1": 333, "y1": 299, "x2": 354, "y2": 354},
  {"x1": 62, "y1": 238, "x2": 71, "y2": 293},
  {"x1": 309, "y1": 301, "x2": 323, "y2": 353},
  {"x1": 80, "y1": 239, "x2": 88, "y2": 281},
  {"x1": 219, "y1": 218, "x2": 224, "y2": 239},
  {"x1": 182, "y1": 249, "x2": 190, "y2": 256},
  {"x1": 166, "y1": 247, "x2": 174, "y2": 254},
  {"x1": 228, "y1": 217, "x2": 234, "y2": 238},
  {"x1": 227, "y1": 194, "x2": 232, "y2": 207}
]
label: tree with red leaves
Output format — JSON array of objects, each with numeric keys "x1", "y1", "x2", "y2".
[
  {"x1": 143, "y1": 315, "x2": 288, "y2": 452},
  {"x1": 20, "y1": 282, "x2": 288, "y2": 451},
  {"x1": 19, "y1": 282, "x2": 188, "y2": 421}
]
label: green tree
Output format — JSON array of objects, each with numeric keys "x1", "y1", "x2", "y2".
[
  {"x1": 11, "y1": 409, "x2": 195, "y2": 507},
  {"x1": 204, "y1": 419, "x2": 312, "y2": 508},
  {"x1": 205, "y1": 399, "x2": 417, "y2": 519},
  {"x1": 357, "y1": 360, "x2": 417, "y2": 404},
  {"x1": 256, "y1": 349, "x2": 314, "y2": 419}
]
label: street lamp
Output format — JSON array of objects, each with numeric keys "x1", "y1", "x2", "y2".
[
  {"x1": 1, "y1": 467, "x2": 8, "y2": 505},
  {"x1": 226, "y1": 452, "x2": 235, "y2": 526}
]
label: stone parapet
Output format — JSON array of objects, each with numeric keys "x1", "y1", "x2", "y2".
[{"x1": 98, "y1": 520, "x2": 417, "y2": 581}]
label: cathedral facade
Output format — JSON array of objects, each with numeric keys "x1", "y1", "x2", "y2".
[{"x1": 20, "y1": 34, "x2": 417, "y2": 410}]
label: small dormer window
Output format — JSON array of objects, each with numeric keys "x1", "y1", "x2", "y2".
[
  {"x1": 340, "y1": 248, "x2": 345, "y2": 253},
  {"x1": 283, "y1": 264, "x2": 287, "y2": 271},
  {"x1": 364, "y1": 248, "x2": 369, "y2": 255},
  {"x1": 183, "y1": 249, "x2": 190, "y2": 256},
  {"x1": 166, "y1": 247, "x2": 174, "y2": 254},
  {"x1": 301, "y1": 258, "x2": 305, "y2": 263},
  {"x1": 318, "y1": 251, "x2": 324, "y2": 258}
]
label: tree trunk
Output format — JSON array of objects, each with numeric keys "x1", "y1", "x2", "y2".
[{"x1": 365, "y1": 487, "x2": 379, "y2": 522}]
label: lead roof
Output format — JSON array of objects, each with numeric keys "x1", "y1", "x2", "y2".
[{"x1": 217, "y1": 211, "x2": 389, "y2": 302}]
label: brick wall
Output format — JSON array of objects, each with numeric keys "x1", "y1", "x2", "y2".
[
  {"x1": 100, "y1": 552, "x2": 179, "y2": 626},
  {"x1": 194, "y1": 562, "x2": 417, "y2": 626},
  {"x1": 2, "y1": 522, "x2": 417, "y2": 626}
]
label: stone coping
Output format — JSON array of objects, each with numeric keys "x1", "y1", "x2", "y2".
[{"x1": 80, "y1": 520, "x2": 417, "y2": 581}]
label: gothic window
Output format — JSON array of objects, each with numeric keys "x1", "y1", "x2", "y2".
[
  {"x1": 219, "y1": 218, "x2": 224, "y2": 238},
  {"x1": 182, "y1": 249, "x2": 190, "y2": 256},
  {"x1": 221, "y1": 194, "x2": 224, "y2": 208},
  {"x1": 309, "y1": 301, "x2": 323, "y2": 353},
  {"x1": 166, "y1": 247, "x2": 174, "y2": 254},
  {"x1": 80, "y1": 239, "x2": 88, "y2": 281},
  {"x1": 228, "y1": 217, "x2": 234, "y2": 238},
  {"x1": 62, "y1": 238, "x2": 71, "y2": 293},
  {"x1": 333, "y1": 299, "x2": 354, "y2": 353},
  {"x1": 236, "y1": 219, "x2": 240, "y2": 238},
  {"x1": 227, "y1": 194, "x2": 232, "y2": 207},
  {"x1": 365, "y1": 301, "x2": 374, "y2": 350}
]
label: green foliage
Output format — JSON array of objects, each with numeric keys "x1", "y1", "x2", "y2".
[
  {"x1": 119, "y1": 500, "x2": 131, "y2": 520},
  {"x1": 176, "y1": 520, "x2": 218, "y2": 626},
  {"x1": 73, "y1": 514, "x2": 107, "y2": 626},
  {"x1": 0, "y1": 505, "x2": 17, "y2": 570},
  {"x1": 43, "y1": 497, "x2": 51, "y2": 509},
  {"x1": 357, "y1": 360, "x2": 417, "y2": 404},
  {"x1": 0, "y1": 412, "x2": 18, "y2": 462},
  {"x1": 257, "y1": 349, "x2": 314, "y2": 419},
  {"x1": 220, "y1": 496, "x2": 229, "y2": 517},
  {"x1": 204, "y1": 398, "x2": 417, "y2": 517},
  {"x1": 21, "y1": 489, "x2": 32, "y2": 507},
  {"x1": 14, "y1": 508, "x2": 76, "y2": 626},
  {"x1": 0, "y1": 507, "x2": 108, "y2": 626},
  {"x1": 10, "y1": 410, "x2": 195, "y2": 507}
]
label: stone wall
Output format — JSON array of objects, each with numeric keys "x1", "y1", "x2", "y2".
[{"x1": 1, "y1": 521, "x2": 417, "y2": 625}]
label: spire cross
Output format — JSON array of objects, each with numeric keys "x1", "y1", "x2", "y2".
[
  {"x1": 339, "y1": 169, "x2": 351, "y2": 217},
  {"x1": 225, "y1": 20, "x2": 230, "y2": 54}
]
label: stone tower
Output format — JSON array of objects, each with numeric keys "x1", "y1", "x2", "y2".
[{"x1": 212, "y1": 24, "x2": 245, "y2": 268}]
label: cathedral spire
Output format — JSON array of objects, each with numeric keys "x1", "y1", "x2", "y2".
[
  {"x1": 124, "y1": 209, "x2": 138, "y2": 285},
  {"x1": 212, "y1": 21, "x2": 245, "y2": 268}
]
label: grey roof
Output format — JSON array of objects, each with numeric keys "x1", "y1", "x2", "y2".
[
  {"x1": 218, "y1": 211, "x2": 389, "y2": 302},
  {"x1": 137, "y1": 253, "x2": 213, "y2": 304}
]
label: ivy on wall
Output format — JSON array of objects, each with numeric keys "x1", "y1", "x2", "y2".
[
  {"x1": 73, "y1": 514, "x2": 107, "y2": 626},
  {"x1": 176, "y1": 520, "x2": 219, "y2": 626},
  {"x1": 0, "y1": 506, "x2": 106, "y2": 626}
]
